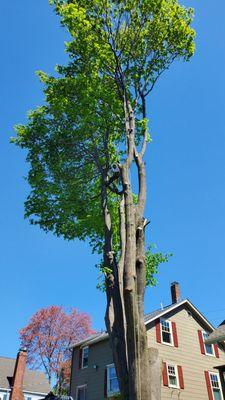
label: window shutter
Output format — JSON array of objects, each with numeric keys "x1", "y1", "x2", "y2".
[
  {"x1": 162, "y1": 362, "x2": 168, "y2": 386},
  {"x1": 172, "y1": 322, "x2": 179, "y2": 347},
  {"x1": 198, "y1": 330, "x2": 205, "y2": 354},
  {"x1": 104, "y1": 368, "x2": 108, "y2": 398},
  {"x1": 78, "y1": 348, "x2": 82, "y2": 369},
  {"x1": 177, "y1": 366, "x2": 184, "y2": 389},
  {"x1": 155, "y1": 319, "x2": 161, "y2": 343},
  {"x1": 204, "y1": 371, "x2": 213, "y2": 400},
  {"x1": 214, "y1": 344, "x2": 219, "y2": 358}
]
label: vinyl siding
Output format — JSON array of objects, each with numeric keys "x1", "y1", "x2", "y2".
[
  {"x1": 147, "y1": 305, "x2": 225, "y2": 399},
  {"x1": 71, "y1": 303, "x2": 225, "y2": 400},
  {"x1": 70, "y1": 339, "x2": 113, "y2": 400}
]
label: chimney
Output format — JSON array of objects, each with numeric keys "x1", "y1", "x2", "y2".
[
  {"x1": 171, "y1": 282, "x2": 180, "y2": 304},
  {"x1": 9, "y1": 348, "x2": 27, "y2": 400}
]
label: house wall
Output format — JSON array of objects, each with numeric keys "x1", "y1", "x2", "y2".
[
  {"x1": 71, "y1": 304, "x2": 225, "y2": 400},
  {"x1": 70, "y1": 340, "x2": 113, "y2": 400},
  {"x1": 0, "y1": 389, "x2": 47, "y2": 400},
  {"x1": 147, "y1": 305, "x2": 225, "y2": 399}
]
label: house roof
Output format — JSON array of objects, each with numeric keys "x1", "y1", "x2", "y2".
[
  {"x1": 0, "y1": 357, "x2": 50, "y2": 394},
  {"x1": 205, "y1": 321, "x2": 225, "y2": 345},
  {"x1": 71, "y1": 298, "x2": 215, "y2": 349}
]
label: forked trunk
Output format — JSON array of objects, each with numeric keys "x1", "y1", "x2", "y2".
[{"x1": 103, "y1": 100, "x2": 161, "y2": 400}]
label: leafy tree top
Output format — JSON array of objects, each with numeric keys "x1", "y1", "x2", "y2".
[
  {"x1": 20, "y1": 306, "x2": 94, "y2": 384},
  {"x1": 13, "y1": 0, "x2": 195, "y2": 253}
]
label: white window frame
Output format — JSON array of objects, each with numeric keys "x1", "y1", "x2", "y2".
[
  {"x1": 76, "y1": 384, "x2": 87, "y2": 400},
  {"x1": 107, "y1": 364, "x2": 120, "y2": 397},
  {"x1": 209, "y1": 372, "x2": 224, "y2": 400},
  {"x1": 160, "y1": 318, "x2": 174, "y2": 346},
  {"x1": 81, "y1": 346, "x2": 89, "y2": 369},
  {"x1": 167, "y1": 364, "x2": 179, "y2": 389},
  {"x1": 202, "y1": 331, "x2": 215, "y2": 357}
]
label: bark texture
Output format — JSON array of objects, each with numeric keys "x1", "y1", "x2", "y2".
[{"x1": 101, "y1": 97, "x2": 155, "y2": 400}]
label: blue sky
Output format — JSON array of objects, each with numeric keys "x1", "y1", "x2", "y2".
[{"x1": 0, "y1": 0, "x2": 225, "y2": 358}]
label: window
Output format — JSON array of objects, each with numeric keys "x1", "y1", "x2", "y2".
[
  {"x1": 210, "y1": 373, "x2": 223, "y2": 400},
  {"x1": 107, "y1": 365, "x2": 120, "y2": 396},
  {"x1": 81, "y1": 346, "x2": 89, "y2": 369},
  {"x1": 3, "y1": 394, "x2": 8, "y2": 400},
  {"x1": 167, "y1": 364, "x2": 179, "y2": 388},
  {"x1": 203, "y1": 332, "x2": 215, "y2": 356},
  {"x1": 76, "y1": 385, "x2": 87, "y2": 400},
  {"x1": 161, "y1": 319, "x2": 173, "y2": 345}
]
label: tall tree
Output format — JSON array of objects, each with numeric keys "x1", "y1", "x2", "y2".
[
  {"x1": 20, "y1": 306, "x2": 94, "y2": 385},
  {"x1": 13, "y1": 1, "x2": 195, "y2": 399}
]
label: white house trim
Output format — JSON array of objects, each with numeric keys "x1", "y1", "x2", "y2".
[
  {"x1": 145, "y1": 299, "x2": 215, "y2": 331},
  {"x1": 76, "y1": 385, "x2": 87, "y2": 400},
  {"x1": 71, "y1": 299, "x2": 215, "y2": 349}
]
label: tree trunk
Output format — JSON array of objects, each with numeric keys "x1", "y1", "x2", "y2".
[{"x1": 103, "y1": 99, "x2": 157, "y2": 400}]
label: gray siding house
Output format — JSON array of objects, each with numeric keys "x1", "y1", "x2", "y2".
[
  {"x1": 70, "y1": 283, "x2": 225, "y2": 400},
  {"x1": 0, "y1": 350, "x2": 50, "y2": 400}
]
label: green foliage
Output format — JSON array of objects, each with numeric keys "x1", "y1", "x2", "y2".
[
  {"x1": 96, "y1": 245, "x2": 172, "y2": 291},
  {"x1": 12, "y1": 0, "x2": 195, "y2": 253},
  {"x1": 146, "y1": 245, "x2": 172, "y2": 287},
  {"x1": 96, "y1": 261, "x2": 113, "y2": 292}
]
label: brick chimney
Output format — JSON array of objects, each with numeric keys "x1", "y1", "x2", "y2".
[
  {"x1": 9, "y1": 348, "x2": 27, "y2": 400},
  {"x1": 171, "y1": 282, "x2": 180, "y2": 304}
]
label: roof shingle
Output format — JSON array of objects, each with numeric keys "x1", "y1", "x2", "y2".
[{"x1": 0, "y1": 357, "x2": 50, "y2": 394}]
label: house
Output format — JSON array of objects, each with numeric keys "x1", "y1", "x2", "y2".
[
  {"x1": 204, "y1": 320, "x2": 225, "y2": 397},
  {"x1": 0, "y1": 348, "x2": 50, "y2": 400},
  {"x1": 70, "y1": 282, "x2": 225, "y2": 400}
]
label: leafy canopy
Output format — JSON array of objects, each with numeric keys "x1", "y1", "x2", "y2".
[
  {"x1": 20, "y1": 306, "x2": 94, "y2": 383},
  {"x1": 13, "y1": 0, "x2": 195, "y2": 281}
]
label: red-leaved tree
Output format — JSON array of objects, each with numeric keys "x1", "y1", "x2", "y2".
[{"x1": 20, "y1": 306, "x2": 94, "y2": 385}]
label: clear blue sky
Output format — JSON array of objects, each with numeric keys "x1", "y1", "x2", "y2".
[{"x1": 0, "y1": 0, "x2": 225, "y2": 357}]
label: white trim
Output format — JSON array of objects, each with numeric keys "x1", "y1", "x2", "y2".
[
  {"x1": 209, "y1": 371, "x2": 224, "y2": 400},
  {"x1": 106, "y1": 364, "x2": 120, "y2": 397},
  {"x1": 76, "y1": 385, "x2": 87, "y2": 400},
  {"x1": 145, "y1": 299, "x2": 215, "y2": 331},
  {"x1": 0, "y1": 389, "x2": 48, "y2": 396},
  {"x1": 202, "y1": 331, "x2": 215, "y2": 357},
  {"x1": 72, "y1": 299, "x2": 215, "y2": 348},
  {"x1": 167, "y1": 364, "x2": 179, "y2": 389},
  {"x1": 81, "y1": 346, "x2": 89, "y2": 369},
  {"x1": 160, "y1": 318, "x2": 174, "y2": 347},
  {"x1": 70, "y1": 333, "x2": 108, "y2": 349}
]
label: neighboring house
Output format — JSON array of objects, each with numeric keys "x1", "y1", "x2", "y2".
[
  {"x1": 70, "y1": 282, "x2": 225, "y2": 400},
  {"x1": 0, "y1": 348, "x2": 50, "y2": 400},
  {"x1": 205, "y1": 320, "x2": 225, "y2": 397}
]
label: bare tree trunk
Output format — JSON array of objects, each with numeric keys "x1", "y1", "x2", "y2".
[
  {"x1": 103, "y1": 98, "x2": 156, "y2": 400},
  {"x1": 101, "y1": 178, "x2": 129, "y2": 399}
]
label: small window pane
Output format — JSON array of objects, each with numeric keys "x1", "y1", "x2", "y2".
[
  {"x1": 161, "y1": 320, "x2": 172, "y2": 344},
  {"x1": 77, "y1": 387, "x2": 86, "y2": 400},
  {"x1": 213, "y1": 389, "x2": 221, "y2": 400},
  {"x1": 210, "y1": 374, "x2": 222, "y2": 400},
  {"x1": 203, "y1": 333, "x2": 214, "y2": 355},
  {"x1": 108, "y1": 366, "x2": 119, "y2": 394},
  {"x1": 167, "y1": 365, "x2": 178, "y2": 388},
  {"x1": 3, "y1": 395, "x2": 7, "y2": 400},
  {"x1": 82, "y1": 347, "x2": 89, "y2": 368},
  {"x1": 211, "y1": 374, "x2": 220, "y2": 388}
]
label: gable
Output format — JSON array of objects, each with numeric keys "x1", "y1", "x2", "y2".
[{"x1": 145, "y1": 300, "x2": 214, "y2": 333}]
